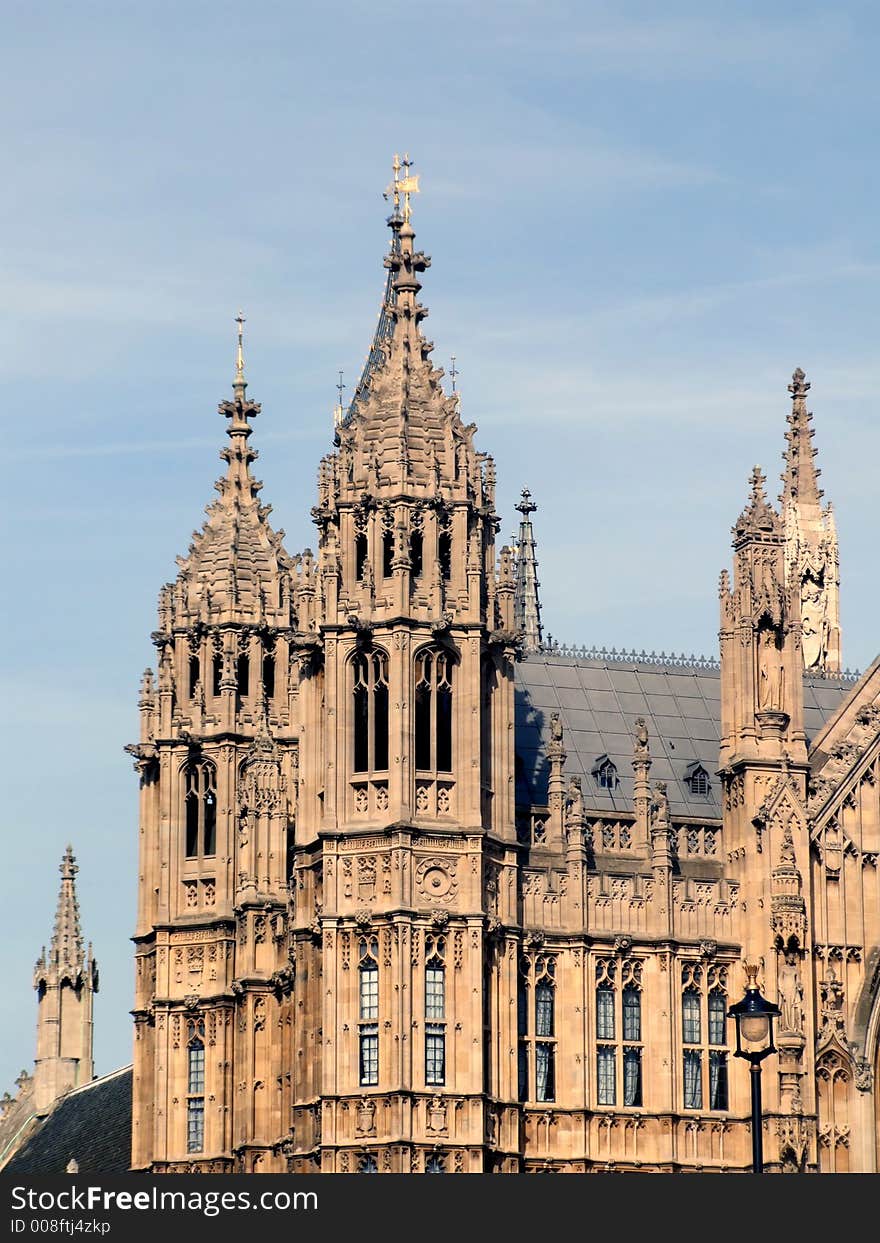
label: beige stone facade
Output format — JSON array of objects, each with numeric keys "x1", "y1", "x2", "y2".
[{"x1": 127, "y1": 166, "x2": 880, "y2": 1173}]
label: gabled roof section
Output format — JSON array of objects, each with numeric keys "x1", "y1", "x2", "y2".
[{"x1": 3, "y1": 1066, "x2": 132, "y2": 1175}]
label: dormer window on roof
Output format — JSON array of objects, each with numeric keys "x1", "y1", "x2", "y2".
[
  {"x1": 592, "y1": 756, "x2": 618, "y2": 791},
  {"x1": 684, "y1": 763, "x2": 711, "y2": 797}
]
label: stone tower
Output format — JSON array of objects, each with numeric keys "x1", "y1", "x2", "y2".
[
  {"x1": 33, "y1": 846, "x2": 98, "y2": 1116},
  {"x1": 129, "y1": 315, "x2": 297, "y2": 1171},
  {"x1": 288, "y1": 157, "x2": 520, "y2": 1173},
  {"x1": 781, "y1": 368, "x2": 841, "y2": 672},
  {"x1": 719, "y1": 464, "x2": 816, "y2": 1149}
]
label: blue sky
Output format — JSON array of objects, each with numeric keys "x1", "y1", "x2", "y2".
[{"x1": 1, "y1": 0, "x2": 878, "y2": 1091}]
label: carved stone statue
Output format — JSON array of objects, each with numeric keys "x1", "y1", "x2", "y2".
[
  {"x1": 565, "y1": 776, "x2": 584, "y2": 824},
  {"x1": 650, "y1": 781, "x2": 669, "y2": 830},
  {"x1": 800, "y1": 574, "x2": 828, "y2": 670},
  {"x1": 634, "y1": 716, "x2": 649, "y2": 754},
  {"x1": 758, "y1": 628, "x2": 785, "y2": 711},
  {"x1": 550, "y1": 712, "x2": 563, "y2": 744},
  {"x1": 778, "y1": 950, "x2": 804, "y2": 1035}
]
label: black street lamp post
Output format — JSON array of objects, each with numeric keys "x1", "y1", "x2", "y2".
[{"x1": 727, "y1": 963, "x2": 781, "y2": 1174}]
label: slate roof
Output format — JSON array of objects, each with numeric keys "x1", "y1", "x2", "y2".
[
  {"x1": 515, "y1": 653, "x2": 857, "y2": 819},
  {"x1": 4, "y1": 1067, "x2": 132, "y2": 1175}
]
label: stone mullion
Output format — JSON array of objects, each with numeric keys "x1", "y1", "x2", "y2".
[
  {"x1": 159, "y1": 750, "x2": 175, "y2": 923},
  {"x1": 323, "y1": 922, "x2": 339, "y2": 1099},
  {"x1": 457, "y1": 634, "x2": 480, "y2": 827},
  {"x1": 391, "y1": 630, "x2": 410, "y2": 822}
]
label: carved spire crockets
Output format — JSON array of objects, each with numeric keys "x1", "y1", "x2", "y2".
[
  {"x1": 33, "y1": 847, "x2": 97, "y2": 1116},
  {"x1": 780, "y1": 369, "x2": 841, "y2": 672},
  {"x1": 161, "y1": 316, "x2": 292, "y2": 630},
  {"x1": 34, "y1": 846, "x2": 92, "y2": 989},
  {"x1": 513, "y1": 489, "x2": 543, "y2": 655}
]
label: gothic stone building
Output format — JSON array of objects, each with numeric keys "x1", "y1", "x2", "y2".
[{"x1": 117, "y1": 169, "x2": 880, "y2": 1174}]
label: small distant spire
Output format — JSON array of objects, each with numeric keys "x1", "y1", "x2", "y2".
[
  {"x1": 450, "y1": 355, "x2": 458, "y2": 393},
  {"x1": 734, "y1": 466, "x2": 780, "y2": 538},
  {"x1": 782, "y1": 367, "x2": 822, "y2": 509},
  {"x1": 41, "y1": 846, "x2": 85, "y2": 985},
  {"x1": 514, "y1": 488, "x2": 544, "y2": 654}
]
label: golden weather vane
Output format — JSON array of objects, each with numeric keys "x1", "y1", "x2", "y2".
[{"x1": 384, "y1": 152, "x2": 420, "y2": 223}]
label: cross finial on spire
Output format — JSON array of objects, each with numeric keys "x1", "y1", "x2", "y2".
[
  {"x1": 334, "y1": 369, "x2": 346, "y2": 430},
  {"x1": 234, "y1": 310, "x2": 246, "y2": 389},
  {"x1": 450, "y1": 355, "x2": 458, "y2": 393}
]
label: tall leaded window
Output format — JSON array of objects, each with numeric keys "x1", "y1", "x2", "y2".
[
  {"x1": 438, "y1": 522, "x2": 452, "y2": 581},
  {"x1": 414, "y1": 648, "x2": 454, "y2": 774},
  {"x1": 425, "y1": 935, "x2": 447, "y2": 1087},
  {"x1": 681, "y1": 963, "x2": 729, "y2": 1112},
  {"x1": 358, "y1": 1153, "x2": 378, "y2": 1173},
  {"x1": 184, "y1": 761, "x2": 217, "y2": 859},
  {"x1": 518, "y1": 954, "x2": 557, "y2": 1103},
  {"x1": 352, "y1": 651, "x2": 389, "y2": 774},
  {"x1": 186, "y1": 1017, "x2": 205, "y2": 1153},
  {"x1": 358, "y1": 938, "x2": 379, "y2": 1087},
  {"x1": 595, "y1": 958, "x2": 643, "y2": 1107},
  {"x1": 236, "y1": 652, "x2": 250, "y2": 697},
  {"x1": 425, "y1": 1154, "x2": 446, "y2": 1173}
]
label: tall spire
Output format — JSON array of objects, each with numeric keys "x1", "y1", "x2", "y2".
[
  {"x1": 514, "y1": 488, "x2": 544, "y2": 654},
  {"x1": 42, "y1": 845, "x2": 85, "y2": 984},
  {"x1": 782, "y1": 368, "x2": 822, "y2": 511},
  {"x1": 33, "y1": 847, "x2": 97, "y2": 1114},
  {"x1": 779, "y1": 369, "x2": 841, "y2": 672},
  {"x1": 337, "y1": 155, "x2": 465, "y2": 489},
  {"x1": 162, "y1": 315, "x2": 291, "y2": 627}
]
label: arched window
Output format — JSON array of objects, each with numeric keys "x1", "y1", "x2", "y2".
[
  {"x1": 184, "y1": 762, "x2": 217, "y2": 858},
  {"x1": 425, "y1": 1154, "x2": 446, "y2": 1173},
  {"x1": 414, "y1": 648, "x2": 454, "y2": 774},
  {"x1": 352, "y1": 651, "x2": 389, "y2": 774},
  {"x1": 186, "y1": 1017, "x2": 205, "y2": 1153},
  {"x1": 593, "y1": 756, "x2": 618, "y2": 790},
  {"x1": 358, "y1": 938, "x2": 379, "y2": 1086},
  {"x1": 519, "y1": 955, "x2": 557, "y2": 1103},
  {"x1": 686, "y1": 764, "x2": 711, "y2": 797},
  {"x1": 425, "y1": 936, "x2": 447, "y2": 1087}
]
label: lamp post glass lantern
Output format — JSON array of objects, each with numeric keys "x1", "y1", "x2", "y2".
[{"x1": 727, "y1": 963, "x2": 781, "y2": 1173}]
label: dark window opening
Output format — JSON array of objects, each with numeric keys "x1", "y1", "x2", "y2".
[
  {"x1": 184, "y1": 762, "x2": 217, "y2": 860},
  {"x1": 185, "y1": 791, "x2": 199, "y2": 859},
  {"x1": 352, "y1": 651, "x2": 389, "y2": 775},
  {"x1": 383, "y1": 531, "x2": 394, "y2": 578},
  {"x1": 262, "y1": 653, "x2": 275, "y2": 699},
  {"x1": 688, "y1": 766, "x2": 711, "y2": 797},
  {"x1": 189, "y1": 655, "x2": 200, "y2": 698},
  {"x1": 438, "y1": 531, "x2": 452, "y2": 581},
  {"x1": 437, "y1": 682, "x2": 452, "y2": 772},
  {"x1": 212, "y1": 653, "x2": 222, "y2": 697},
  {"x1": 236, "y1": 654, "x2": 249, "y2": 697},
  {"x1": 410, "y1": 531, "x2": 423, "y2": 578},
  {"x1": 355, "y1": 533, "x2": 368, "y2": 582},
  {"x1": 415, "y1": 680, "x2": 432, "y2": 771}
]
